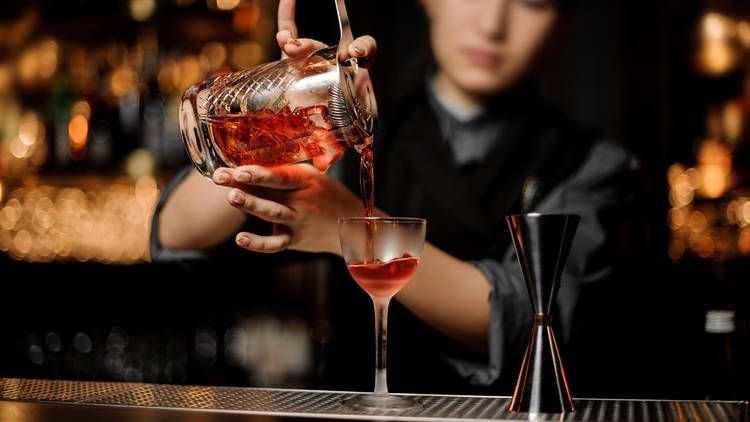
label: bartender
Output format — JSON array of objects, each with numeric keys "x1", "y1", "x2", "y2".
[{"x1": 153, "y1": 0, "x2": 638, "y2": 394}]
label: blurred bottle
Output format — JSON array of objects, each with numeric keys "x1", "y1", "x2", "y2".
[{"x1": 703, "y1": 309, "x2": 738, "y2": 399}]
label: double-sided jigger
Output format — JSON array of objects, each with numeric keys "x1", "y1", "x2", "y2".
[{"x1": 506, "y1": 213, "x2": 579, "y2": 415}]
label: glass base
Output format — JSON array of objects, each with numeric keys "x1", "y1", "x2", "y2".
[{"x1": 342, "y1": 393, "x2": 421, "y2": 411}]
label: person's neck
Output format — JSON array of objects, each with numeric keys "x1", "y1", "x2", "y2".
[
  {"x1": 433, "y1": 71, "x2": 486, "y2": 118},
  {"x1": 433, "y1": 71, "x2": 538, "y2": 118}
]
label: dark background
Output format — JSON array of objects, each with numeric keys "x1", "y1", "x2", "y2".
[{"x1": 0, "y1": 0, "x2": 748, "y2": 401}]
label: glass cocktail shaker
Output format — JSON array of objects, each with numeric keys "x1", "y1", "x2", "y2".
[{"x1": 178, "y1": 2, "x2": 376, "y2": 177}]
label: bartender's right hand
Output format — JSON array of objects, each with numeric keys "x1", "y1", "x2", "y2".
[{"x1": 276, "y1": 0, "x2": 377, "y2": 172}]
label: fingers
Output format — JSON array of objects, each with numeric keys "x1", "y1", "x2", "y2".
[
  {"x1": 230, "y1": 165, "x2": 314, "y2": 190},
  {"x1": 279, "y1": 36, "x2": 328, "y2": 59},
  {"x1": 235, "y1": 231, "x2": 291, "y2": 254},
  {"x1": 348, "y1": 35, "x2": 377, "y2": 65},
  {"x1": 212, "y1": 168, "x2": 240, "y2": 187},
  {"x1": 276, "y1": 30, "x2": 296, "y2": 59},
  {"x1": 212, "y1": 168, "x2": 262, "y2": 194},
  {"x1": 277, "y1": 0, "x2": 298, "y2": 38},
  {"x1": 228, "y1": 188, "x2": 295, "y2": 223},
  {"x1": 276, "y1": 0, "x2": 328, "y2": 61},
  {"x1": 277, "y1": 0, "x2": 297, "y2": 59},
  {"x1": 313, "y1": 151, "x2": 344, "y2": 172},
  {"x1": 213, "y1": 166, "x2": 307, "y2": 190}
]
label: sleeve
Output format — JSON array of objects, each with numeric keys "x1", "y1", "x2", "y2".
[
  {"x1": 149, "y1": 166, "x2": 220, "y2": 262},
  {"x1": 445, "y1": 140, "x2": 639, "y2": 387}
]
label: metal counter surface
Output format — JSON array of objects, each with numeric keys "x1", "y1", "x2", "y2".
[{"x1": 0, "y1": 378, "x2": 746, "y2": 421}]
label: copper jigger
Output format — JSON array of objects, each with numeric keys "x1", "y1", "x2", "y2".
[{"x1": 506, "y1": 213, "x2": 579, "y2": 415}]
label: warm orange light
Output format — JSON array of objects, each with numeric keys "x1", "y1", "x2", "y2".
[
  {"x1": 135, "y1": 175, "x2": 158, "y2": 209},
  {"x1": 0, "y1": 64, "x2": 11, "y2": 90},
  {"x1": 233, "y1": 4, "x2": 261, "y2": 34},
  {"x1": 726, "y1": 200, "x2": 738, "y2": 225},
  {"x1": 68, "y1": 115, "x2": 89, "y2": 147},
  {"x1": 126, "y1": 149, "x2": 155, "y2": 179},
  {"x1": 17, "y1": 48, "x2": 39, "y2": 85},
  {"x1": 668, "y1": 239, "x2": 686, "y2": 261},
  {"x1": 9, "y1": 137, "x2": 31, "y2": 159},
  {"x1": 201, "y1": 42, "x2": 228, "y2": 71},
  {"x1": 130, "y1": 0, "x2": 156, "y2": 21},
  {"x1": 71, "y1": 100, "x2": 91, "y2": 120},
  {"x1": 696, "y1": 41, "x2": 737, "y2": 75},
  {"x1": 739, "y1": 228, "x2": 750, "y2": 254},
  {"x1": 684, "y1": 168, "x2": 700, "y2": 189},
  {"x1": 110, "y1": 67, "x2": 137, "y2": 98},
  {"x1": 697, "y1": 165, "x2": 728, "y2": 199},
  {"x1": 105, "y1": 43, "x2": 128, "y2": 68},
  {"x1": 688, "y1": 211, "x2": 708, "y2": 233},
  {"x1": 68, "y1": 115, "x2": 89, "y2": 161},
  {"x1": 13, "y1": 230, "x2": 32, "y2": 255},
  {"x1": 1, "y1": 181, "x2": 159, "y2": 264},
  {"x1": 738, "y1": 21, "x2": 750, "y2": 48},
  {"x1": 0, "y1": 229, "x2": 10, "y2": 252},
  {"x1": 667, "y1": 164, "x2": 685, "y2": 187},
  {"x1": 216, "y1": 0, "x2": 241, "y2": 10},
  {"x1": 697, "y1": 140, "x2": 729, "y2": 166},
  {"x1": 1, "y1": 199, "x2": 21, "y2": 229},
  {"x1": 740, "y1": 202, "x2": 750, "y2": 227},
  {"x1": 231, "y1": 42, "x2": 262, "y2": 70},
  {"x1": 696, "y1": 140, "x2": 731, "y2": 198},
  {"x1": 702, "y1": 13, "x2": 734, "y2": 42},
  {"x1": 18, "y1": 112, "x2": 41, "y2": 146},
  {"x1": 669, "y1": 187, "x2": 694, "y2": 208},
  {"x1": 178, "y1": 56, "x2": 202, "y2": 90},
  {"x1": 667, "y1": 207, "x2": 687, "y2": 230},
  {"x1": 38, "y1": 39, "x2": 59, "y2": 80},
  {"x1": 696, "y1": 235, "x2": 716, "y2": 258},
  {"x1": 157, "y1": 58, "x2": 179, "y2": 93},
  {"x1": 722, "y1": 102, "x2": 743, "y2": 142}
]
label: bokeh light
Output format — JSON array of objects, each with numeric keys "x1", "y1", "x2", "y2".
[
  {"x1": 702, "y1": 13, "x2": 734, "y2": 42},
  {"x1": 0, "y1": 180, "x2": 158, "y2": 264},
  {"x1": 216, "y1": 0, "x2": 241, "y2": 11},
  {"x1": 231, "y1": 41, "x2": 263, "y2": 70},
  {"x1": 130, "y1": 0, "x2": 157, "y2": 21}
]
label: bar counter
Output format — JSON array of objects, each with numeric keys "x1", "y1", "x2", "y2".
[{"x1": 0, "y1": 378, "x2": 746, "y2": 421}]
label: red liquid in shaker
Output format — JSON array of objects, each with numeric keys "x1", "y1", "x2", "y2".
[{"x1": 209, "y1": 105, "x2": 344, "y2": 167}]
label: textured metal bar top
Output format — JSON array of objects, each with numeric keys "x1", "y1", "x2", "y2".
[{"x1": 0, "y1": 378, "x2": 746, "y2": 422}]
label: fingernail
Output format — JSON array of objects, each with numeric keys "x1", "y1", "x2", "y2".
[
  {"x1": 353, "y1": 45, "x2": 364, "y2": 54},
  {"x1": 215, "y1": 173, "x2": 228, "y2": 183},
  {"x1": 235, "y1": 172, "x2": 251, "y2": 182},
  {"x1": 230, "y1": 191, "x2": 242, "y2": 203},
  {"x1": 237, "y1": 235, "x2": 249, "y2": 246}
]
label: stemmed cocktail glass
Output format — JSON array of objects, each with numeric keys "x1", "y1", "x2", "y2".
[{"x1": 338, "y1": 217, "x2": 426, "y2": 410}]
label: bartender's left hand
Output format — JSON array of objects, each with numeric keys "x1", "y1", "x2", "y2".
[{"x1": 212, "y1": 164, "x2": 364, "y2": 255}]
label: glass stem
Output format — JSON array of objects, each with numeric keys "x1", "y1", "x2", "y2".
[{"x1": 373, "y1": 296, "x2": 390, "y2": 395}]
